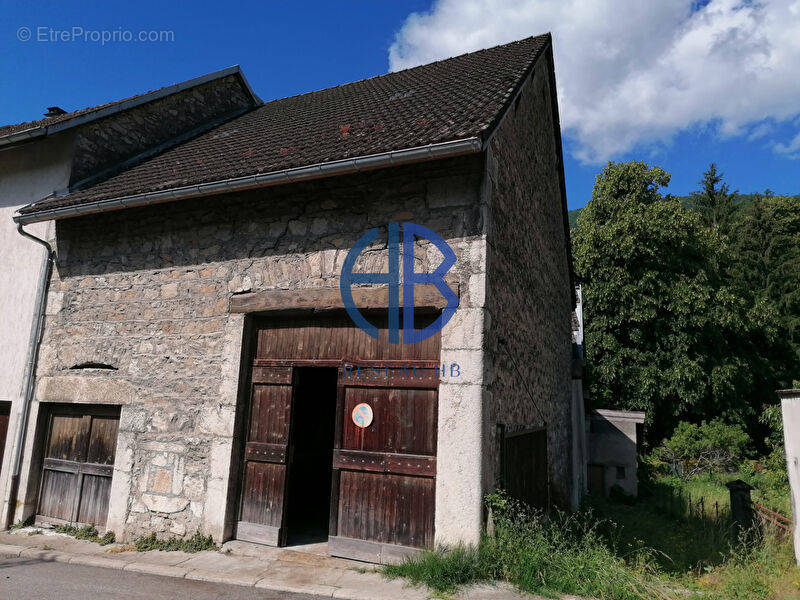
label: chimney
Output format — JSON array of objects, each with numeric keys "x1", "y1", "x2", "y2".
[{"x1": 45, "y1": 106, "x2": 67, "y2": 117}]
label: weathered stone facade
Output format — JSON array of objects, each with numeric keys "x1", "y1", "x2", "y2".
[
  {"x1": 482, "y1": 54, "x2": 575, "y2": 506},
  {"x1": 25, "y1": 156, "x2": 491, "y2": 543},
  {"x1": 15, "y1": 47, "x2": 576, "y2": 549}
]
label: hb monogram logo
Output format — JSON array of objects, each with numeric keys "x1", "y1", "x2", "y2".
[{"x1": 340, "y1": 222, "x2": 459, "y2": 344}]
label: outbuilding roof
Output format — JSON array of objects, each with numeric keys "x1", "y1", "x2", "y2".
[
  {"x1": 1, "y1": 66, "x2": 260, "y2": 145},
  {"x1": 16, "y1": 34, "x2": 551, "y2": 222}
]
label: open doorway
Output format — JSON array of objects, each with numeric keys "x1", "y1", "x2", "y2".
[{"x1": 285, "y1": 367, "x2": 338, "y2": 545}]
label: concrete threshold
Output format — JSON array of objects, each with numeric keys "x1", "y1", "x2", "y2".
[{"x1": 0, "y1": 529, "x2": 536, "y2": 599}]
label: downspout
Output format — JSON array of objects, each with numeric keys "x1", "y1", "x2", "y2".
[{"x1": 5, "y1": 223, "x2": 54, "y2": 528}]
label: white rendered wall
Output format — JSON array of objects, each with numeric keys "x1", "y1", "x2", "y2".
[
  {"x1": 0, "y1": 132, "x2": 73, "y2": 524},
  {"x1": 779, "y1": 389, "x2": 800, "y2": 565}
]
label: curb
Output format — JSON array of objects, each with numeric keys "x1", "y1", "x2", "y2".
[
  {"x1": 0, "y1": 544, "x2": 26, "y2": 558},
  {"x1": 0, "y1": 543, "x2": 411, "y2": 600}
]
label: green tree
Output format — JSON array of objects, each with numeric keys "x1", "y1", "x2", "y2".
[
  {"x1": 654, "y1": 419, "x2": 750, "y2": 478},
  {"x1": 574, "y1": 162, "x2": 794, "y2": 443},
  {"x1": 689, "y1": 163, "x2": 738, "y2": 232},
  {"x1": 729, "y1": 194, "x2": 800, "y2": 356}
]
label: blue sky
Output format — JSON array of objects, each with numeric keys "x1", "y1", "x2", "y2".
[{"x1": 2, "y1": 0, "x2": 797, "y2": 209}]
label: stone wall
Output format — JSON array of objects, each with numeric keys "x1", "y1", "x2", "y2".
[
  {"x1": 482, "y1": 51, "x2": 575, "y2": 507},
  {"x1": 29, "y1": 156, "x2": 489, "y2": 543},
  {"x1": 70, "y1": 74, "x2": 255, "y2": 185}
]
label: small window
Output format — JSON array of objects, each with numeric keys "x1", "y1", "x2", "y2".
[{"x1": 616, "y1": 466, "x2": 626, "y2": 480}]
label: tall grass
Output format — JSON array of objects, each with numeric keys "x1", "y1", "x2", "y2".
[
  {"x1": 385, "y1": 492, "x2": 670, "y2": 599},
  {"x1": 591, "y1": 489, "x2": 736, "y2": 574},
  {"x1": 691, "y1": 528, "x2": 798, "y2": 600},
  {"x1": 385, "y1": 488, "x2": 798, "y2": 599}
]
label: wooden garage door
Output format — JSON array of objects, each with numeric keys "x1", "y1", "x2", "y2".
[
  {"x1": 236, "y1": 365, "x2": 295, "y2": 545},
  {"x1": 330, "y1": 366, "x2": 438, "y2": 562},
  {"x1": 502, "y1": 427, "x2": 548, "y2": 510},
  {"x1": 236, "y1": 315, "x2": 439, "y2": 560},
  {"x1": 37, "y1": 405, "x2": 120, "y2": 528}
]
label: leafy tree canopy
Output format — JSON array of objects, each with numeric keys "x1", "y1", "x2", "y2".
[{"x1": 574, "y1": 161, "x2": 798, "y2": 444}]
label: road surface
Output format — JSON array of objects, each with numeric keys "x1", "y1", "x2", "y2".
[{"x1": 0, "y1": 557, "x2": 327, "y2": 600}]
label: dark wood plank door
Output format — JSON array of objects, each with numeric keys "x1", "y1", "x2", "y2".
[
  {"x1": 588, "y1": 464, "x2": 605, "y2": 495},
  {"x1": 329, "y1": 366, "x2": 438, "y2": 562},
  {"x1": 503, "y1": 428, "x2": 548, "y2": 510},
  {"x1": 238, "y1": 315, "x2": 440, "y2": 560},
  {"x1": 236, "y1": 366, "x2": 295, "y2": 546},
  {"x1": 37, "y1": 405, "x2": 119, "y2": 528}
]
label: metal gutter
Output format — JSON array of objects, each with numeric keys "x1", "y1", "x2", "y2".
[
  {"x1": 5, "y1": 224, "x2": 54, "y2": 528},
  {"x1": 66, "y1": 105, "x2": 253, "y2": 193},
  {"x1": 0, "y1": 65, "x2": 261, "y2": 148},
  {"x1": 15, "y1": 137, "x2": 484, "y2": 224}
]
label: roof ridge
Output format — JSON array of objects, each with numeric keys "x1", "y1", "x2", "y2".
[
  {"x1": 16, "y1": 32, "x2": 555, "y2": 222},
  {"x1": 253, "y1": 34, "x2": 550, "y2": 109}
]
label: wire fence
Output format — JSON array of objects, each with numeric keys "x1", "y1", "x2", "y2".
[
  {"x1": 752, "y1": 501, "x2": 792, "y2": 532},
  {"x1": 647, "y1": 484, "x2": 731, "y2": 525}
]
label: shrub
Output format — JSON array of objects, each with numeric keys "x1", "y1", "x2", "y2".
[{"x1": 653, "y1": 420, "x2": 749, "y2": 478}]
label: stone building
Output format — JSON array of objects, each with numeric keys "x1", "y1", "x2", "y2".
[
  {"x1": 0, "y1": 67, "x2": 260, "y2": 530},
  {"x1": 586, "y1": 409, "x2": 646, "y2": 497},
  {"x1": 7, "y1": 34, "x2": 577, "y2": 562}
]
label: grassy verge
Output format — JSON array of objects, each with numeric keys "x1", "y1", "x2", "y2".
[
  {"x1": 385, "y1": 492, "x2": 669, "y2": 599},
  {"x1": 591, "y1": 490, "x2": 734, "y2": 574},
  {"x1": 385, "y1": 487, "x2": 798, "y2": 599},
  {"x1": 691, "y1": 529, "x2": 798, "y2": 600},
  {"x1": 646, "y1": 455, "x2": 791, "y2": 517}
]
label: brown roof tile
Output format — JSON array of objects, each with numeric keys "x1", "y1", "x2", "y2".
[{"x1": 18, "y1": 34, "x2": 550, "y2": 217}]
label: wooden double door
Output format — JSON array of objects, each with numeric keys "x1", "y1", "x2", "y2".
[
  {"x1": 235, "y1": 315, "x2": 439, "y2": 561},
  {"x1": 36, "y1": 404, "x2": 120, "y2": 528}
]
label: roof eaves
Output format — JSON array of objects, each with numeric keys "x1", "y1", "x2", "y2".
[{"x1": 15, "y1": 136, "x2": 484, "y2": 224}]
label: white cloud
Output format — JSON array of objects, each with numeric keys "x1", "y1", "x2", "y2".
[
  {"x1": 389, "y1": 0, "x2": 800, "y2": 163},
  {"x1": 774, "y1": 131, "x2": 800, "y2": 158}
]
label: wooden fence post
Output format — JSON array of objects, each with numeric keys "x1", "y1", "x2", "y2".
[{"x1": 725, "y1": 479, "x2": 754, "y2": 531}]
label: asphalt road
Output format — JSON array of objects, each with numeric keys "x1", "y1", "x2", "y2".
[{"x1": 0, "y1": 557, "x2": 327, "y2": 600}]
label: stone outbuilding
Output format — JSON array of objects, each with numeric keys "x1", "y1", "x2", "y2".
[
  {"x1": 586, "y1": 409, "x2": 646, "y2": 497},
  {"x1": 7, "y1": 34, "x2": 578, "y2": 562}
]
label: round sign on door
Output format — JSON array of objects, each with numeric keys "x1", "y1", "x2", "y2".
[{"x1": 352, "y1": 403, "x2": 373, "y2": 428}]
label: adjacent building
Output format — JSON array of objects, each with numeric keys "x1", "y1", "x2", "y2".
[
  {"x1": 0, "y1": 67, "x2": 260, "y2": 531},
  {"x1": 586, "y1": 409, "x2": 645, "y2": 497},
  {"x1": 3, "y1": 34, "x2": 578, "y2": 562}
]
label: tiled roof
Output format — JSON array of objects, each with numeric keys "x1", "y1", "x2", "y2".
[
  {"x1": 18, "y1": 34, "x2": 550, "y2": 217},
  {"x1": 0, "y1": 66, "x2": 257, "y2": 141},
  {"x1": 0, "y1": 99, "x2": 138, "y2": 139}
]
